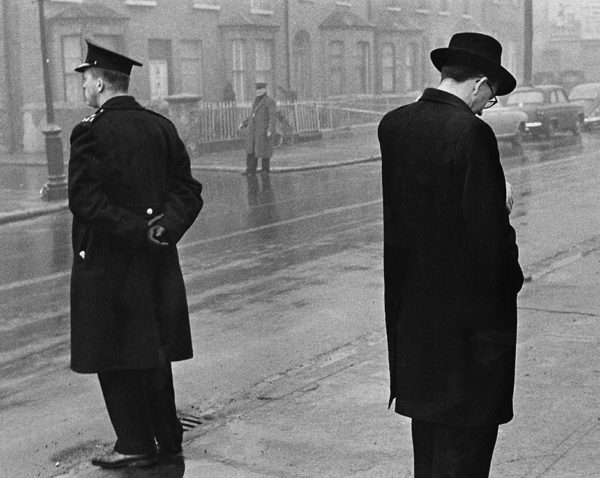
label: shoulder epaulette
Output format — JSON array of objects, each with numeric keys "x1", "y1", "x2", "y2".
[{"x1": 80, "y1": 108, "x2": 105, "y2": 125}]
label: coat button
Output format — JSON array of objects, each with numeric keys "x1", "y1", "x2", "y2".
[{"x1": 146, "y1": 208, "x2": 153, "y2": 215}]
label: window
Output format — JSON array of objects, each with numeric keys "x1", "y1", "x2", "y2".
[
  {"x1": 124, "y1": 0, "x2": 157, "y2": 6},
  {"x1": 506, "y1": 91, "x2": 544, "y2": 105},
  {"x1": 62, "y1": 35, "x2": 82, "y2": 103},
  {"x1": 125, "y1": 0, "x2": 157, "y2": 6},
  {"x1": 180, "y1": 41, "x2": 203, "y2": 95},
  {"x1": 232, "y1": 39, "x2": 246, "y2": 102},
  {"x1": 148, "y1": 39, "x2": 172, "y2": 100},
  {"x1": 555, "y1": 89, "x2": 568, "y2": 102},
  {"x1": 193, "y1": 0, "x2": 220, "y2": 10},
  {"x1": 293, "y1": 30, "x2": 311, "y2": 98},
  {"x1": 382, "y1": 43, "x2": 395, "y2": 93},
  {"x1": 356, "y1": 42, "x2": 370, "y2": 94},
  {"x1": 255, "y1": 40, "x2": 274, "y2": 88},
  {"x1": 329, "y1": 41, "x2": 344, "y2": 95},
  {"x1": 405, "y1": 43, "x2": 418, "y2": 91},
  {"x1": 251, "y1": 0, "x2": 274, "y2": 14}
]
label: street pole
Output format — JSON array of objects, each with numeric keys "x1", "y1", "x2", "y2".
[
  {"x1": 284, "y1": 0, "x2": 291, "y2": 92},
  {"x1": 37, "y1": 0, "x2": 67, "y2": 201},
  {"x1": 523, "y1": 0, "x2": 533, "y2": 86}
]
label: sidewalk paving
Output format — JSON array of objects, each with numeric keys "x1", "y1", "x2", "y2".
[
  {"x1": 54, "y1": 245, "x2": 600, "y2": 477},
  {"x1": 0, "y1": 125, "x2": 380, "y2": 226}
]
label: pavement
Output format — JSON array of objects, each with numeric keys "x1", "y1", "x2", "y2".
[
  {"x1": 4, "y1": 128, "x2": 600, "y2": 477},
  {"x1": 48, "y1": 243, "x2": 600, "y2": 478}
]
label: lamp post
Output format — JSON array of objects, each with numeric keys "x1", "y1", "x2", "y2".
[
  {"x1": 37, "y1": 0, "x2": 67, "y2": 201},
  {"x1": 523, "y1": 0, "x2": 533, "y2": 86}
]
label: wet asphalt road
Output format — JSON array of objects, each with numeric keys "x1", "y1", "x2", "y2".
[{"x1": 1, "y1": 131, "x2": 599, "y2": 477}]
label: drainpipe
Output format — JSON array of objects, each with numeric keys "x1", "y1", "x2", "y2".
[
  {"x1": 523, "y1": 0, "x2": 533, "y2": 86},
  {"x1": 284, "y1": 0, "x2": 291, "y2": 91},
  {"x1": 2, "y1": 0, "x2": 17, "y2": 151}
]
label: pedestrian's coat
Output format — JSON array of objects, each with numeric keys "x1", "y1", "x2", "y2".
[
  {"x1": 68, "y1": 95, "x2": 203, "y2": 373},
  {"x1": 245, "y1": 95, "x2": 277, "y2": 158},
  {"x1": 379, "y1": 88, "x2": 524, "y2": 426}
]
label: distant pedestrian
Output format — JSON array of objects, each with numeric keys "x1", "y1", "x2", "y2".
[
  {"x1": 240, "y1": 82, "x2": 277, "y2": 174},
  {"x1": 378, "y1": 32, "x2": 524, "y2": 477},
  {"x1": 68, "y1": 40, "x2": 203, "y2": 469}
]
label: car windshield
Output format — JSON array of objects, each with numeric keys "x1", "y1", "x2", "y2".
[
  {"x1": 506, "y1": 91, "x2": 544, "y2": 105},
  {"x1": 569, "y1": 85, "x2": 600, "y2": 100}
]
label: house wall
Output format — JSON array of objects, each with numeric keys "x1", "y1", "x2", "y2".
[{"x1": 3, "y1": 0, "x2": 525, "y2": 153}]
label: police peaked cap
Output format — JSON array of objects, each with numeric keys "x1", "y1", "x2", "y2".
[{"x1": 75, "y1": 40, "x2": 142, "y2": 76}]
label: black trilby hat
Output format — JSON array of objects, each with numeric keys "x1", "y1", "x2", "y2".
[
  {"x1": 75, "y1": 39, "x2": 142, "y2": 76},
  {"x1": 430, "y1": 32, "x2": 516, "y2": 96}
]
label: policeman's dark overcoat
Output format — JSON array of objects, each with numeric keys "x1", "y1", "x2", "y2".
[
  {"x1": 378, "y1": 88, "x2": 524, "y2": 426},
  {"x1": 244, "y1": 95, "x2": 277, "y2": 158},
  {"x1": 68, "y1": 95, "x2": 203, "y2": 374}
]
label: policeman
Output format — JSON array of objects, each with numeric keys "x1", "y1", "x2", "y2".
[{"x1": 68, "y1": 40, "x2": 203, "y2": 468}]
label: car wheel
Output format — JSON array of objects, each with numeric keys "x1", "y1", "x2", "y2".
[
  {"x1": 572, "y1": 118, "x2": 583, "y2": 136},
  {"x1": 544, "y1": 122, "x2": 555, "y2": 138}
]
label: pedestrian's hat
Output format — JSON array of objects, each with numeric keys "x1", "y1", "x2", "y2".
[
  {"x1": 75, "y1": 39, "x2": 142, "y2": 76},
  {"x1": 255, "y1": 82, "x2": 267, "y2": 89},
  {"x1": 430, "y1": 32, "x2": 516, "y2": 96}
]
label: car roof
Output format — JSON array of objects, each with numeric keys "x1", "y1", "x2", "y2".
[{"x1": 509, "y1": 85, "x2": 565, "y2": 94}]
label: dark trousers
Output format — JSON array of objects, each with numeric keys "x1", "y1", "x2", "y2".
[
  {"x1": 411, "y1": 420, "x2": 499, "y2": 478},
  {"x1": 246, "y1": 154, "x2": 270, "y2": 173},
  {"x1": 98, "y1": 362, "x2": 183, "y2": 455}
]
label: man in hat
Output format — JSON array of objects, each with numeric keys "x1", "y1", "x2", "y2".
[
  {"x1": 378, "y1": 32, "x2": 524, "y2": 476},
  {"x1": 240, "y1": 82, "x2": 277, "y2": 174},
  {"x1": 68, "y1": 40, "x2": 203, "y2": 468}
]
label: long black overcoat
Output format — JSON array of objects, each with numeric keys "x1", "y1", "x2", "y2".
[
  {"x1": 244, "y1": 95, "x2": 277, "y2": 158},
  {"x1": 68, "y1": 95, "x2": 203, "y2": 374},
  {"x1": 378, "y1": 88, "x2": 524, "y2": 426}
]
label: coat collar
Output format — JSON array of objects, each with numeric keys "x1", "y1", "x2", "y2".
[
  {"x1": 418, "y1": 88, "x2": 473, "y2": 115},
  {"x1": 252, "y1": 94, "x2": 267, "y2": 111},
  {"x1": 99, "y1": 95, "x2": 144, "y2": 111}
]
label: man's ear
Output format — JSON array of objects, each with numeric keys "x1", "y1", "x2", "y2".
[
  {"x1": 474, "y1": 76, "x2": 487, "y2": 94},
  {"x1": 96, "y1": 78, "x2": 105, "y2": 93}
]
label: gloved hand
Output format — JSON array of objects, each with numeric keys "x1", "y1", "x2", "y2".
[
  {"x1": 147, "y1": 214, "x2": 169, "y2": 250},
  {"x1": 505, "y1": 181, "x2": 514, "y2": 214}
]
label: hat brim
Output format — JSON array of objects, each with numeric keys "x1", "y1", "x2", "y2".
[
  {"x1": 74, "y1": 62, "x2": 94, "y2": 73},
  {"x1": 431, "y1": 47, "x2": 516, "y2": 96}
]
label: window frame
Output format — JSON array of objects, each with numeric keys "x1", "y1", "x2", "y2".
[{"x1": 61, "y1": 35, "x2": 83, "y2": 103}]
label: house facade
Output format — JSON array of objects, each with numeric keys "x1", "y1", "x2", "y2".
[{"x1": 0, "y1": 0, "x2": 524, "y2": 152}]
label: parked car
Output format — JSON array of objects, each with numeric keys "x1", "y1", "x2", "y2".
[
  {"x1": 568, "y1": 82, "x2": 600, "y2": 130},
  {"x1": 558, "y1": 69, "x2": 586, "y2": 94},
  {"x1": 481, "y1": 107, "x2": 527, "y2": 146},
  {"x1": 503, "y1": 85, "x2": 584, "y2": 138}
]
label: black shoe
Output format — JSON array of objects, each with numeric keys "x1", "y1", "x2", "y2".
[
  {"x1": 91, "y1": 450, "x2": 157, "y2": 469},
  {"x1": 158, "y1": 447, "x2": 183, "y2": 460}
]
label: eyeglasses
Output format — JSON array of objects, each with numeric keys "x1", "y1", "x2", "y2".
[{"x1": 483, "y1": 80, "x2": 498, "y2": 109}]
